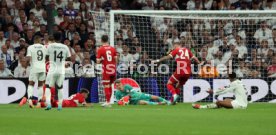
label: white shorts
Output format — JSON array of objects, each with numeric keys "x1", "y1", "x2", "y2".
[
  {"x1": 231, "y1": 100, "x2": 247, "y2": 109},
  {"x1": 46, "y1": 73, "x2": 65, "y2": 87},
  {"x1": 29, "y1": 72, "x2": 46, "y2": 82}
]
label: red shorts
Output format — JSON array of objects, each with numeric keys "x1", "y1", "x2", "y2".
[
  {"x1": 102, "y1": 73, "x2": 116, "y2": 85},
  {"x1": 169, "y1": 72, "x2": 190, "y2": 86},
  {"x1": 51, "y1": 100, "x2": 77, "y2": 108}
]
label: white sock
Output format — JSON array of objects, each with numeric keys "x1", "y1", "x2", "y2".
[
  {"x1": 206, "y1": 103, "x2": 218, "y2": 109},
  {"x1": 45, "y1": 87, "x2": 51, "y2": 106},
  {"x1": 58, "y1": 89, "x2": 63, "y2": 107},
  {"x1": 37, "y1": 86, "x2": 43, "y2": 101},
  {"x1": 27, "y1": 85, "x2": 34, "y2": 99}
]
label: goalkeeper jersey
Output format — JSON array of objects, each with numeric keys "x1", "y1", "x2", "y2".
[{"x1": 115, "y1": 84, "x2": 147, "y2": 103}]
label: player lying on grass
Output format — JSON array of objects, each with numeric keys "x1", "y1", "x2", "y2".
[
  {"x1": 193, "y1": 72, "x2": 248, "y2": 109},
  {"x1": 19, "y1": 88, "x2": 90, "y2": 108},
  {"x1": 114, "y1": 79, "x2": 170, "y2": 105}
]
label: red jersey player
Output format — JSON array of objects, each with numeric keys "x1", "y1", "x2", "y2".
[
  {"x1": 154, "y1": 42, "x2": 201, "y2": 105},
  {"x1": 20, "y1": 88, "x2": 90, "y2": 108},
  {"x1": 96, "y1": 35, "x2": 117, "y2": 107}
]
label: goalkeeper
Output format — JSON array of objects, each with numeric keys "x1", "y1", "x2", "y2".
[{"x1": 114, "y1": 79, "x2": 170, "y2": 105}]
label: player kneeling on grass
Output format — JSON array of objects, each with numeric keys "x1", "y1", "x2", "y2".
[
  {"x1": 193, "y1": 72, "x2": 248, "y2": 109},
  {"x1": 114, "y1": 79, "x2": 170, "y2": 105}
]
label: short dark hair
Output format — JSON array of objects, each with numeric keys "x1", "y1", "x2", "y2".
[
  {"x1": 34, "y1": 35, "x2": 41, "y2": 43},
  {"x1": 80, "y1": 88, "x2": 89, "y2": 94},
  {"x1": 228, "y1": 72, "x2": 237, "y2": 79},
  {"x1": 53, "y1": 32, "x2": 62, "y2": 42},
  {"x1": 114, "y1": 79, "x2": 121, "y2": 84},
  {"x1": 101, "y1": 35, "x2": 109, "y2": 43}
]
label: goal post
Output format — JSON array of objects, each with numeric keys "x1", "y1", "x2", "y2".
[{"x1": 97, "y1": 10, "x2": 276, "y2": 103}]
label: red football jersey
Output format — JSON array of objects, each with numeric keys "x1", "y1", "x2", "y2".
[
  {"x1": 97, "y1": 45, "x2": 117, "y2": 75},
  {"x1": 169, "y1": 47, "x2": 194, "y2": 74},
  {"x1": 62, "y1": 93, "x2": 86, "y2": 107}
]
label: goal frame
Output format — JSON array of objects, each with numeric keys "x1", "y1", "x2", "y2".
[{"x1": 109, "y1": 10, "x2": 276, "y2": 46}]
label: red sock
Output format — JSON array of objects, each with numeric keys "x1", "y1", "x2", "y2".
[
  {"x1": 40, "y1": 102, "x2": 46, "y2": 108},
  {"x1": 167, "y1": 84, "x2": 177, "y2": 95},
  {"x1": 104, "y1": 87, "x2": 111, "y2": 103}
]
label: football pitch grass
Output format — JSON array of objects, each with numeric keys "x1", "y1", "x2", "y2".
[{"x1": 0, "y1": 103, "x2": 276, "y2": 135}]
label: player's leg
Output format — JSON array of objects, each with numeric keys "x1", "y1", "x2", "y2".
[
  {"x1": 56, "y1": 74, "x2": 65, "y2": 111},
  {"x1": 101, "y1": 74, "x2": 113, "y2": 107},
  {"x1": 167, "y1": 73, "x2": 180, "y2": 104},
  {"x1": 137, "y1": 100, "x2": 159, "y2": 105},
  {"x1": 36, "y1": 72, "x2": 46, "y2": 107},
  {"x1": 193, "y1": 99, "x2": 234, "y2": 109},
  {"x1": 45, "y1": 73, "x2": 56, "y2": 110},
  {"x1": 26, "y1": 73, "x2": 37, "y2": 108},
  {"x1": 150, "y1": 95, "x2": 170, "y2": 105}
]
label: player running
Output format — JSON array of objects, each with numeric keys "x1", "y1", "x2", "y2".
[
  {"x1": 114, "y1": 79, "x2": 170, "y2": 105},
  {"x1": 193, "y1": 72, "x2": 248, "y2": 109},
  {"x1": 24, "y1": 36, "x2": 47, "y2": 108},
  {"x1": 154, "y1": 42, "x2": 201, "y2": 104},
  {"x1": 96, "y1": 35, "x2": 117, "y2": 107},
  {"x1": 45, "y1": 32, "x2": 71, "y2": 111}
]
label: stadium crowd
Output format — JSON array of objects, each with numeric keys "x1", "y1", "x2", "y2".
[{"x1": 0, "y1": 0, "x2": 275, "y2": 79}]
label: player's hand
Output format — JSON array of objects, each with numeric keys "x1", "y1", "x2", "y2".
[
  {"x1": 152, "y1": 59, "x2": 160, "y2": 63},
  {"x1": 206, "y1": 88, "x2": 213, "y2": 94}
]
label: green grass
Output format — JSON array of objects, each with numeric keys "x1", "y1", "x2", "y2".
[{"x1": 0, "y1": 103, "x2": 276, "y2": 135}]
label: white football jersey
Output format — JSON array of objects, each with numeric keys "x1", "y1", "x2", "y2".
[
  {"x1": 47, "y1": 43, "x2": 71, "y2": 74},
  {"x1": 215, "y1": 79, "x2": 248, "y2": 107},
  {"x1": 27, "y1": 44, "x2": 46, "y2": 73}
]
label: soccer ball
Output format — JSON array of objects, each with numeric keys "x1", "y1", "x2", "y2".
[{"x1": 118, "y1": 96, "x2": 130, "y2": 106}]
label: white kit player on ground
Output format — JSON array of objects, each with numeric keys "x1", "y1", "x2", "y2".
[
  {"x1": 193, "y1": 72, "x2": 248, "y2": 109},
  {"x1": 26, "y1": 36, "x2": 47, "y2": 108},
  {"x1": 45, "y1": 32, "x2": 71, "y2": 111}
]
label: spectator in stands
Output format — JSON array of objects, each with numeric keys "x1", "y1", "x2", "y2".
[
  {"x1": 0, "y1": 45, "x2": 13, "y2": 67},
  {"x1": 5, "y1": 39, "x2": 15, "y2": 60},
  {"x1": 80, "y1": 58, "x2": 95, "y2": 78},
  {"x1": 267, "y1": 56, "x2": 276, "y2": 77},
  {"x1": 65, "y1": 62, "x2": 75, "y2": 78},
  {"x1": 10, "y1": 32, "x2": 20, "y2": 48},
  {"x1": 257, "y1": 39, "x2": 270, "y2": 58},
  {"x1": 64, "y1": 1, "x2": 78, "y2": 19},
  {"x1": 9, "y1": 50, "x2": 25, "y2": 73},
  {"x1": 30, "y1": 0, "x2": 45, "y2": 22},
  {"x1": 71, "y1": 32, "x2": 82, "y2": 48},
  {"x1": 0, "y1": 31, "x2": 7, "y2": 47},
  {"x1": 78, "y1": 23, "x2": 88, "y2": 44},
  {"x1": 14, "y1": 57, "x2": 30, "y2": 78},
  {"x1": 206, "y1": 36, "x2": 219, "y2": 61},
  {"x1": 65, "y1": 23, "x2": 77, "y2": 41},
  {"x1": 0, "y1": 59, "x2": 13, "y2": 78},
  {"x1": 70, "y1": 54, "x2": 81, "y2": 76},
  {"x1": 254, "y1": 20, "x2": 273, "y2": 47},
  {"x1": 235, "y1": 61, "x2": 251, "y2": 78},
  {"x1": 25, "y1": 29, "x2": 34, "y2": 45},
  {"x1": 54, "y1": 8, "x2": 64, "y2": 25},
  {"x1": 74, "y1": 44, "x2": 84, "y2": 63},
  {"x1": 160, "y1": 0, "x2": 178, "y2": 10},
  {"x1": 79, "y1": 2, "x2": 89, "y2": 20},
  {"x1": 214, "y1": 50, "x2": 226, "y2": 66},
  {"x1": 35, "y1": 24, "x2": 47, "y2": 37},
  {"x1": 235, "y1": 35, "x2": 248, "y2": 59},
  {"x1": 64, "y1": 38, "x2": 75, "y2": 55},
  {"x1": 142, "y1": 0, "x2": 155, "y2": 10},
  {"x1": 119, "y1": 45, "x2": 133, "y2": 65},
  {"x1": 15, "y1": 38, "x2": 27, "y2": 54}
]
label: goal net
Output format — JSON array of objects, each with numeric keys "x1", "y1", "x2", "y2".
[{"x1": 95, "y1": 11, "x2": 276, "y2": 103}]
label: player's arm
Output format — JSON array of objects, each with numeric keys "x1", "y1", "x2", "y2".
[
  {"x1": 208, "y1": 85, "x2": 236, "y2": 95},
  {"x1": 154, "y1": 54, "x2": 172, "y2": 63}
]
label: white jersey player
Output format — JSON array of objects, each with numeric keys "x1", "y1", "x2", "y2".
[
  {"x1": 193, "y1": 72, "x2": 248, "y2": 109},
  {"x1": 45, "y1": 33, "x2": 71, "y2": 111},
  {"x1": 26, "y1": 36, "x2": 46, "y2": 108}
]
